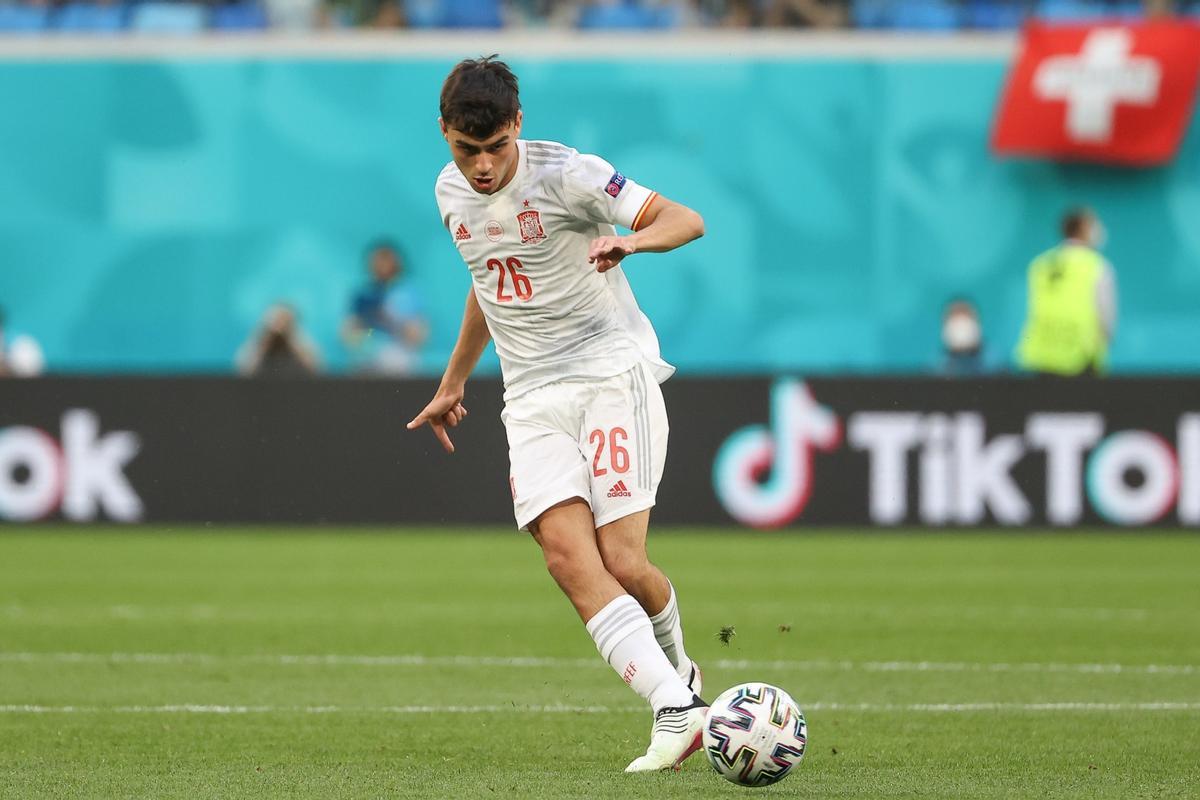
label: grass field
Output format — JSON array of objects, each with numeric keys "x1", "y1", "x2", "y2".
[{"x1": 0, "y1": 528, "x2": 1197, "y2": 799}]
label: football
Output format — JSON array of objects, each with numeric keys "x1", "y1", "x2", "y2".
[{"x1": 702, "y1": 682, "x2": 808, "y2": 787}]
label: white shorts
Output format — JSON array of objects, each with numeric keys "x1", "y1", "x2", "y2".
[{"x1": 502, "y1": 361, "x2": 669, "y2": 531}]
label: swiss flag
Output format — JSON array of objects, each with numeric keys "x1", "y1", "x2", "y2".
[{"x1": 992, "y1": 20, "x2": 1200, "y2": 166}]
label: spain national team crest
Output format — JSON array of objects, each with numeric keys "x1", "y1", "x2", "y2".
[{"x1": 516, "y1": 208, "x2": 546, "y2": 244}]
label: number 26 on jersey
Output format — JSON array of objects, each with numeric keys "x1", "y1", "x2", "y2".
[{"x1": 486, "y1": 256, "x2": 533, "y2": 303}]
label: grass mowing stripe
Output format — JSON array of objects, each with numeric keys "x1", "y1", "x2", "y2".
[
  {"x1": 3, "y1": 529, "x2": 1196, "y2": 800},
  {"x1": 3, "y1": 702, "x2": 1199, "y2": 714},
  {"x1": 1, "y1": 651, "x2": 1195, "y2": 675}
]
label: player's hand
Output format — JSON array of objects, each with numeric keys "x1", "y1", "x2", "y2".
[
  {"x1": 406, "y1": 391, "x2": 469, "y2": 454},
  {"x1": 588, "y1": 235, "x2": 637, "y2": 273}
]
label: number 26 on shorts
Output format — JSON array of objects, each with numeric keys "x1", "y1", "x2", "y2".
[
  {"x1": 486, "y1": 256, "x2": 533, "y2": 302},
  {"x1": 589, "y1": 427, "x2": 630, "y2": 477}
]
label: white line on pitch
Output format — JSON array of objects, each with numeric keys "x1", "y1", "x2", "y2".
[
  {"x1": 1, "y1": 702, "x2": 1198, "y2": 715},
  {"x1": 0, "y1": 652, "x2": 1195, "y2": 676}
]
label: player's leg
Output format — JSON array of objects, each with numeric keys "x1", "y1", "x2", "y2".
[
  {"x1": 506, "y1": 385, "x2": 695, "y2": 747},
  {"x1": 596, "y1": 510, "x2": 699, "y2": 696},
  {"x1": 528, "y1": 500, "x2": 696, "y2": 716},
  {"x1": 529, "y1": 498, "x2": 624, "y2": 621},
  {"x1": 583, "y1": 364, "x2": 706, "y2": 772},
  {"x1": 587, "y1": 363, "x2": 699, "y2": 692}
]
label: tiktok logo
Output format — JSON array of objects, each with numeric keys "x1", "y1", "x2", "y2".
[{"x1": 712, "y1": 380, "x2": 841, "y2": 529}]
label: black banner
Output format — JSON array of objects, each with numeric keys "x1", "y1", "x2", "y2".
[{"x1": 0, "y1": 376, "x2": 1196, "y2": 527}]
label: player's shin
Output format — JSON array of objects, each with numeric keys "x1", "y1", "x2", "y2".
[
  {"x1": 585, "y1": 594, "x2": 694, "y2": 712},
  {"x1": 648, "y1": 581, "x2": 691, "y2": 679}
]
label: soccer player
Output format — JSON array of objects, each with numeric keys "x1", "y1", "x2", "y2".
[{"x1": 408, "y1": 56, "x2": 707, "y2": 773}]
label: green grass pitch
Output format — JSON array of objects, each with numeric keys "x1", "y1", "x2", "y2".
[{"x1": 1, "y1": 528, "x2": 1197, "y2": 799}]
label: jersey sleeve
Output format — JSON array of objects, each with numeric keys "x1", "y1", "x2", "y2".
[
  {"x1": 434, "y1": 182, "x2": 451, "y2": 231},
  {"x1": 560, "y1": 153, "x2": 658, "y2": 231}
]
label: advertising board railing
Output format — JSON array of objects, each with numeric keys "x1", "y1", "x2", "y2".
[{"x1": 1, "y1": 377, "x2": 1195, "y2": 528}]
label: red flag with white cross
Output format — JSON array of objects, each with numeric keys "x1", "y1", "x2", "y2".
[{"x1": 991, "y1": 21, "x2": 1200, "y2": 166}]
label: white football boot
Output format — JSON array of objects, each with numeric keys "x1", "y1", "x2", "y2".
[
  {"x1": 624, "y1": 696, "x2": 708, "y2": 773},
  {"x1": 683, "y1": 661, "x2": 702, "y2": 698}
]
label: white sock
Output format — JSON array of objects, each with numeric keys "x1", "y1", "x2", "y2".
[
  {"x1": 649, "y1": 583, "x2": 691, "y2": 679},
  {"x1": 586, "y1": 594, "x2": 695, "y2": 712}
]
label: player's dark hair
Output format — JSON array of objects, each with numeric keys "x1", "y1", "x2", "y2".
[
  {"x1": 440, "y1": 55, "x2": 520, "y2": 140},
  {"x1": 1061, "y1": 207, "x2": 1094, "y2": 239}
]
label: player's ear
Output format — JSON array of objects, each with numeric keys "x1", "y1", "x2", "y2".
[
  {"x1": 438, "y1": 117, "x2": 448, "y2": 139},
  {"x1": 513, "y1": 110, "x2": 523, "y2": 138}
]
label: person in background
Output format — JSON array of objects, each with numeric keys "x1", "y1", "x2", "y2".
[
  {"x1": 0, "y1": 307, "x2": 46, "y2": 378},
  {"x1": 341, "y1": 239, "x2": 429, "y2": 375},
  {"x1": 236, "y1": 303, "x2": 323, "y2": 377},
  {"x1": 1016, "y1": 207, "x2": 1117, "y2": 377},
  {"x1": 762, "y1": 0, "x2": 848, "y2": 27},
  {"x1": 940, "y1": 297, "x2": 985, "y2": 376}
]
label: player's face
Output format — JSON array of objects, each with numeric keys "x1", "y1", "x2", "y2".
[{"x1": 440, "y1": 112, "x2": 523, "y2": 195}]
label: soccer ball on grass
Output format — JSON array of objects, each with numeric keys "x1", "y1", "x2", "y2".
[{"x1": 702, "y1": 682, "x2": 807, "y2": 787}]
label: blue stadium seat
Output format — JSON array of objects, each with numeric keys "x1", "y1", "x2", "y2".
[
  {"x1": 53, "y1": 2, "x2": 127, "y2": 33},
  {"x1": 128, "y1": 2, "x2": 208, "y2": 33},
  {"x1": 851, "y1": 0, "x2": 892, "y2": 28},
  {"x1": 0, "y1": 3, "x2": 50, "y2": 33},
  {"x1": 439, "y1": 0, "x2": 502, "y2": 28},
  {"x1": 403, "y1": 0, "x2": 440, "y2": 27},
  {"x1": 963, "y1": 0, "x2": 1027, "y2": 29},
  {"x1": 1112, "y1": 0, "x2": 1144, "y2": 17},
  {"x1": 578, "y1": 1, "x2": 662, "y2": 30},
  {"x1": 211, "y1": 1, "x2": 268, "y2": 30},
  {"x1": 1035, "y1": 0, "x2": 1108, "y2": 21},
  {"x1": 889, "y1": 0, "x2": 962, "y2": 30}
]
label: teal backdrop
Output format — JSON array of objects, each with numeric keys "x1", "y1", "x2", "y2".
[{"x1": 2, "y1": 56, "x2": 1198, "y2": 374}]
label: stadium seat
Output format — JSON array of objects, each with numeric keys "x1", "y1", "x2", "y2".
[
  {"x1": 403, "y1": 0, "x2": 440, "y2": 27},
  {"x1": 1112, "y1": 0, "x2": 1145, "y2": 17},
  {"x1": 128, "y1": 2, "x2": 208, "y2": 33},
  {"x1": 889, "y1": 0, "x2": 962, "y2": 30},
  {"x1": 0, "y1": 3, "x2": 50, "y2": 33},
  {"x1": 438, "y1": 0, "x2": 502, "y2": 28},
  {"x1": 851, "y1": 0, "x2": 893, "y2": 28},
  {"x1": 53, "y1": 2, "x2": 127, "y2": 32},
  {"x1": 963, "y1": 0, "x2": 1027, "y2": 29},
  {"x1": 578, "y1": 1, "x2": 662, "y2": 30},
  {"x1": 1035, "y1": 0, "x2": 1108, "y2": 21},
  {"x1": 211, "y1": 1, "x2": 268, "y2": 30}
]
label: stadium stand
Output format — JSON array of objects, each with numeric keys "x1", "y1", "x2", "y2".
[
  {"x1": 0, "y1": 0, "x2": 1194, "y2": 34},
  {"x1": 0, "y1": 2, "x2": 50, "y2": 33},
  {"x1": 53, "y1": 2, "x2": 127, "y2": 32},
  {"x1": 211, "y1": 1, "x2": 269, "y2": 30},
  {"x1": 127, "y1": 2, "x2": 209, "y2": 33}
]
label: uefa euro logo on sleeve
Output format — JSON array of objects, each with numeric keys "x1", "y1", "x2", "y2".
[{"x1": 605, "y1": 172, "x2": 626, "y2": 198}]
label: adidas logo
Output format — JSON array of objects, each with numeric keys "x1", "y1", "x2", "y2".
[
  {"x1": 454, "y1": 223, "x2": 472, "y2": 241},
  {"x1": 607, "y1": 480, "x2": 632, "y2": 498}
]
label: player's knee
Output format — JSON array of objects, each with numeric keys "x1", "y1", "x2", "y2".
[
  {"x1": 598, "y1": 543, "x2": 649, "y2": 587},
  {"x1": 541, "y1": 546, "x2": 576, "y2": 582},
  {"x1": 536, "y1": 533, "x2": 590, "y2": 585}
]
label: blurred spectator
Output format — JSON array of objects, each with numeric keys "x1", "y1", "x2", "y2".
[
  {"x1": 236, "y1": 303, "x2": 323, "y2": 377},
  {"x1": 940, "y1": 297, "x2": 985, "y2": 376},
  {"x1": 763, "y1": 0, "x2": 848, "y2": 27},
  {"x1": 0, "y1": 307, "x2": 46, "y2": 378},
  {"x1": 1016, "y1": 207, "x2": 1117, "y2": 377},
  {"x1": 321, "y1": 0, "x2": 403, "y2": 27},
  {"x1": 701, "y1": 0, "x2": 758, "y2": 26},
  {"x1": 264, "y1": 0, "x2": 322, "y2": 29},
  {"x1": 341, "y1": 239, "x2": 429, "y2": 376}
]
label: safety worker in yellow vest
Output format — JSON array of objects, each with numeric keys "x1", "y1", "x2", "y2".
[{"x1": 1017, "y1": 208, "x2": 1117, "y2": 376}]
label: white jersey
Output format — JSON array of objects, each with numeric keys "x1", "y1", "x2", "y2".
[{"x1": 435, "y1": 139, "x2": 674, "y2": 401}]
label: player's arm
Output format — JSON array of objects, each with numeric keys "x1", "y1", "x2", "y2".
[
  {"x1": 589, "y1": 194, "x2": 704, "y2": 272},
  {"x1": 406, "y1": 287, "x2": 491, "y2": 453}
]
